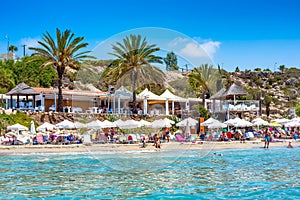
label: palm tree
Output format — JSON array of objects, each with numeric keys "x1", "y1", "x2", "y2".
[
  {"x1": 101, "y1": 34, "x2": 164, "y2": 113},
  {"x1": 8, "y1": 45, "x2": 18, "y2": 53},
  {"x1": 188, "y1": 64, "x2": 221, "y2": 105},
  {"x1": 8, "y1": 45, "x2": 18, "y2": 59},
  {"x1": 29, "y1": 28, "x2": 94, "y2": 112},
  {"x1": 279, "y1": 65, "x2": 285, "y2": 73}
]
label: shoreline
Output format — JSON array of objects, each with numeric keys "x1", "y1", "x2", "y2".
[{"x1": 0, "y1": 140, "x2": 299, "y2": 155}]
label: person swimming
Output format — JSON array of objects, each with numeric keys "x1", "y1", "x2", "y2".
[{"x1": 213, "y1": 152, "x2": 223, "y2": 156}]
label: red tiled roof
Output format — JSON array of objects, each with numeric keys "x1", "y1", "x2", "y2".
[{"x1": 32, "y1": 87, "x2": 108, "y2": 96}]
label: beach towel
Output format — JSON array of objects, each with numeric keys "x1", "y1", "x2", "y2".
[
  {"x1": 36, "y1": 135, "x2": 45, "y2": 144},
  {"x1": 175, "y1": 134, "x2": 185, "y2": 142}
]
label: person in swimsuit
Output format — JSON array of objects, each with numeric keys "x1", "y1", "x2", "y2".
[{"x1": 264, "y1": 129, "x2": 271, "y2": 149}]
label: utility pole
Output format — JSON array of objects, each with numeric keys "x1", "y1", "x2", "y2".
[
  {"x1": 22, "y1": 45, "x2": 26, "y2": 57},
  {"x1": 274, "y1": 62, "x2": 277, "y2": 72},
  {"x1": 5, "y1": 35, "x2": 9, "y2": 59}
]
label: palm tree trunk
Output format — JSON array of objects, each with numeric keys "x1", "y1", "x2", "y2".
[
  {"x1": 266, "y1": 103, "x2": 270, "y2": 117},
  {"x1": 132, "y1": 70, "x2": 137, "y2": 114},
  {"x1": 57, "y1": 71, "x2": 63, "y2": 112},
  {"x1": 202, "y1": 90, "x2": 206, "y2": 106}
]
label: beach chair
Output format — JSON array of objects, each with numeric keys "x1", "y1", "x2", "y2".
[
  {"x1": 118, "y1": 136, "x2": 127, "y2": 144},
  {"x1": 127, "y1": 135, "x2": 134, "y2": 144},
  {"x1": 36, "y1": 135, "x2": 45, "y2": 144}
]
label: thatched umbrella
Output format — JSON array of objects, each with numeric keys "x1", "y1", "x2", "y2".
[
  {"x1": 6, "y1": 82, "x2": 39, "y2": 109},
  {"x1": 222, "y1": 83, "x2": 248, "y2": 104}
]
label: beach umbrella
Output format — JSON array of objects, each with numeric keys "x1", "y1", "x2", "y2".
[
  {"x1": 6, "y1": 131, "x2": 18, "y2": 137},
  {"x1": 224, "y1": 117, "x2": 253, "y2": 127},
  {"x1": 239, "y1": 119, "x2": 253, "y2": 127},
  {"x1": 30, "y1": 120, "x2": 36, "y2": 134},
  {"x1": 284, "y1": 121, "x2": 300, "y2": 128},
  {"x1": 75, "y1": 121, "x2": 86, "y2": 129},
  {"x1": 7, "y1": 123, "x2": 29, "y2": 131},
  {"x1": 56, "y1": 120, "x2": 76, "y2": 129},
  {"x1": 36, "y1": 122, "x2": 56, "y2": 132},
  {"x1": 268, "y1": 122, "x2": 282, "y2": 127},
  {"x1": 150, "y1": 119, "x2": 173, "y2": 128},
  {"x1": 115, "y1": 119, "x2": 141, "y2": 129},
  {"x1": 86, "y1": 120, "x2": 102, "y2": 129},
  {"x1": 139, "y1": 119, "x2": 151, "y2": 127},
  {"x1": 207, "y1": 120, "x2": 227, "y2": 129},
  {"x1": 176, "y1": 117, "x2": 198, "y2": 127},
  {"x1": 163, "y1": 118, "x2": 175, "y2": 124},
  {"x1": 291, "y1": 117, "x2": 300, "y2": 123},
  {"x1": 201, "y1": 117, "x2": 220, "y2": 126},
  {"x1": 100, "y1": 120, "x2": 117, "y2": 128},
  {"x1": 184, "y1": 120, "x2": 191, "y2": 138},
  {"x1": 252, "y1": 118, "x2": 269, "y2": 126},
  {"x1": 271, "y1": 118, "x2": 290, "y2": 125}
]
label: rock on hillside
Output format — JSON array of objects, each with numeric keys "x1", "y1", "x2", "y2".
[{"x1": 228, "y1": 69, "x2": 300, "y2": 116}]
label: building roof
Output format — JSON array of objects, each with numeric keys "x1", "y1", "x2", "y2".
[
  {"x1": 32, "y1": 87, "x2": 107, "y2": 97},
  {"x1": 160, "y1": 89, "x2": 186, "y2": 102},
  {"x1": 222, "y1": 83, "x2": 248, "y2": 97},
  {"x1": 114, "y1": 86, "x2": 132, "y2": 98},
  {"x1": 6, "y1": 82, "x2": 40, "y2": 96},
  {"x1": 210, "y1": 83, "x2": 248, "y2": 99},
  {"x1": 137, "y1": 88, "x2": 166, "y2": 100},
  {"x1": 210, "y1": 88, "x2": 226, "y2": 99}
]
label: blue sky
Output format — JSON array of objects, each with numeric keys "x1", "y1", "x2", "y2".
[{"x1": 0, "y1": 0, "x2": 299, "y2": 71}]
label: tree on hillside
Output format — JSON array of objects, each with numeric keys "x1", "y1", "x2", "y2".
[
  {"x1": 254, "y1": 68, "x2": 261, "y2": 71},
  {"x1": 164, "y1": 51, "x2": 178, "y2": 71},
  {"x1": 295, "y1": 103, "x2": 300, "y2": 117},
  {"x1": 263, "y1": 94, "x2": 273, "y2": 118},
  {"x1": 101, "y1": 34, "x2": 164, "y2": 114},
  {"x1": 29, "y1": 28, "x2": 94, "y2": 112},
  {"x1": 0, "y1": 67, "x2": 14, "y2": 93},
  {"x1": 188, "y1": 64, "x2": 221, "y2": 105},
  {"x1": 279, "y1": 65, "x2": 285, "y2": 73},
  {"x1": 217, "y1": 64, "x2": 232, "y2": 89},
  {"x1": 235, "y1": 66, "x2": 240, "y2": 72}
]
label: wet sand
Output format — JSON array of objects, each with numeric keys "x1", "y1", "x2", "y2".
[{"x1": 0, "y1": 139, "x2": 298, "y2": 154}]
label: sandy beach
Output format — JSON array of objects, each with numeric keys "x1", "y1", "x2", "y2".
[{"x1": 0, "y1": 140, "x2": 298, "y2": 154}]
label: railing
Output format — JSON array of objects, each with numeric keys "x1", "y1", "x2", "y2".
[{"x1": 210, "y1": 100, "x2": 259, "y2": 113}]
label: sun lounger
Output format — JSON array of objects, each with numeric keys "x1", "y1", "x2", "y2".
[
  {"x1": 175, "y1": 134, "x2": 185, "y2": 142},
  {"x1": 36, "y1": 135, "x2": 46, "y2": 144}
]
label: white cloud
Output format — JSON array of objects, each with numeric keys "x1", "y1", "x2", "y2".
[
  {"x1": 168, "y1": 37, "x2": 189, "y2": 47},
  {"x1": 180, "y1": 41, "x2": 221, "y2": 58},
  {"x1": 20, "y1": 37, "x2": 40, "y2": 48},
  {"x1": 167, "y1": 36, "x2": 221, "y2": 59},
  {"x1": 200, "y1": 41, "x2": 221, "y2": 57}
]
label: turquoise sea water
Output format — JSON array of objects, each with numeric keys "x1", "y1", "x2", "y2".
[{"x1": 0, "y1": 147, "x2": 299, "y2": 199}]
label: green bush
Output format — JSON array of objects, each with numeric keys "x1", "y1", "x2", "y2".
[{"x1": 292, "y1": 104, "x2": 299, "y2": 114}]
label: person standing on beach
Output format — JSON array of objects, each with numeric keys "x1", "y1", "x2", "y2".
[
  {"x1": 154, "y1": 134, "x2": 161, "y2": 149},
  {"x1": 264, "y1": 129, "x2": 271, "y2": 149}
]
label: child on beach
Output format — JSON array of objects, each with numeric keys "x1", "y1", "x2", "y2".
[{"x1": 287, "y1": 141, "x2": 293, "y2": 148}]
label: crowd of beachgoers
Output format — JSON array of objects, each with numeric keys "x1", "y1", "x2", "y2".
[
  {"x1": 1, "y1": 124, "x2": 299, "y2": 149},
  {"x1": 1, "y1": 115, "x2": 300, "y2": 150}
]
